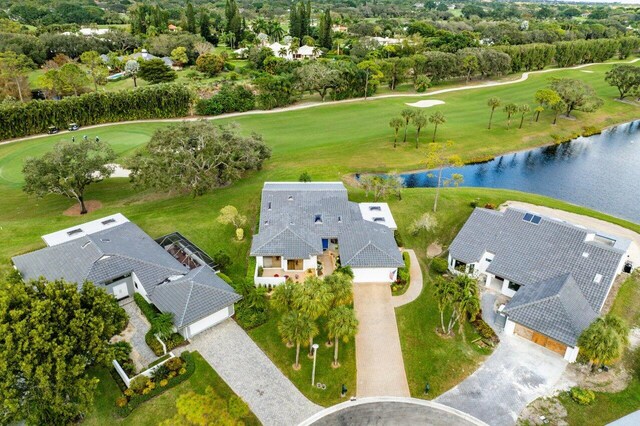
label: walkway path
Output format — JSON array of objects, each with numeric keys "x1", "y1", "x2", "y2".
[
  {"x1": 185, "y1": 319, "x2": 321, "y2": 426},
  {"x1": 435, "y1": 333, "x2": 568, "y2": 426},
  {"x1": 354, "y1": 283, "x2": 410, "y2": 397},
  {"x1": 113, "y1": 301, "x2": 157, "y2": 371},
  {"x1": 391, "y1": 249, "x2": 423, "y2": 307},
  {"x1": 3, "y1": 58, "x2": 639, "y2": 146}
]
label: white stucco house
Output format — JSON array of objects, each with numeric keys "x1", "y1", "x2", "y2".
[
  {"x1": 250, "y1": 182, "x2": 404, "y2": 285},
  {"x1": 234, "y1": 42, "x2": 321, "y2": 61},
  {"x1": 12, "y1": 214, "x2": 240, "y2": 339},
  {"x1": 448, "y1": 208, "x2": 632, "y2": 362}
]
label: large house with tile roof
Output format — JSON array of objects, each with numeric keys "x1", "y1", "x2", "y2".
[
  {"x1": 448, "y1": 208, "x2": 632, "y2": 362},
  {"x1": 250, "y1": 182, "x2": 404, "y2": 285},
  {"x1": 12, "y1": 214, "x2": 240, "y2": 339}
]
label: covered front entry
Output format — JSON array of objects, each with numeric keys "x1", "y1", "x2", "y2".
[{"x1": 514, "y1": 323, "x2": 567, "y2": 356}]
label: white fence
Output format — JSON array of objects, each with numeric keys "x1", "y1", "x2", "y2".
[{"x1": 112, "y1": 352, "x2": 176, "y2": 388}]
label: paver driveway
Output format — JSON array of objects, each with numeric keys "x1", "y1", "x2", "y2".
[
  {"x1": 186, "y1": 319, "x2": 321, "y2": 426},
  {"x1": 354, "y1": 283, "x2": 410, "y2": 397},
  {"x1": 435, "y1": 333, "x2": 568, "y2": 426}
]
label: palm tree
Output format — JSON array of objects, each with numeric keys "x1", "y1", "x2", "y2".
[
  {"x1": 579, "y1": 314, "x2": 629, "y2": 372},
  {"x1": 429, "y1": 111, "x2": 446, "y2": 142},
  {"x1": 503, "y1": 103, "x2": 518, "y2": 129},
  {"x1": 389, "y1": 117, "x2": 403, "y2": 148},
  {"x1": 534, "y1": 105, "x2": 544, "y2": 122},
  {"x1": 400, "y1": 108, "x2": 415, "y2": 143},
  {"x1": 271, "y1": 281, "x2": 296, "y2": 313},
  {"x1": 293, "y1": 277, "x2": 331, "y2": 354},
  {"x1": 323, "y1": 272, "x2": 353, "y2": 311},
  {"x1": 277, "y1": 311, "x2": 318, "y2": 370},
  {"x1": 151, "y1": 312, "x2": 175, "y2": 341},
  {"x1": 412, "y1": 111, "x2": 428, "y2": 149},
  {"x1": 433, "y1": 276, "x2": 455, "y2": 334},
  {"x1": 268, "y1": 20, "x2": 285, "y2": 41},
  {"x1": 452, "y1": 274, "x2": 480, "y2": 342},
  {"x1": 487, "y1": 97, "x2": 501, "y2": 129},
  {"x1": 252, "y1": 18, "x2": 267, "y2": 35},
  {"x1": 518, "y1": 104, "x2": 531, "y2": 129},
  {"x1": 326, "y1": 306, "x2": 358, "y2": 367},
  {"x1": 278, "y1": 47, "x2": 287, "y2": 58}
]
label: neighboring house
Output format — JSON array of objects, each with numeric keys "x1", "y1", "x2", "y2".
[
  {"x1": 62, "y1": 28, "x2": 110, "y2": 36},
  {"x1": 12, "y1": 214, "x2": 240, "y2": 339},
  {"x1": 250, "y1": 182, "x2": 403, "y2": 285},
  {"x1": 448, "y1": 208, "x2": 632, "y2": 362},
  {"x1": 370, "y1": 36, "x2": 402, "y2": 46},
  {"x1": 236, "y1": 43, "x2": 321, "y2": 61},
  {"x1": 113, "y1": 49, "x2": 174, "y2": 68}
]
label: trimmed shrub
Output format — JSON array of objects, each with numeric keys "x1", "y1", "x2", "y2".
[
  {"x1": 472, "y1": 318, "x2": 499, "y2": 343},
  {"x1": 159, "y1": 379, "x2": 168, "y2": 387},
  {"x1": 129, "y1": 375, "x2": 150, "y2": 394},
  {"x1": 116, "y1": 397, "x2": 128, "y2": 407},
  {"x1": 145, "y1": 331, "x2": 164, "y2": 356},
  {"x1": 195, "y1": 84, "x2": 255, "y2": 116},
  {"x1": 0, "y1": 84, "x2": 192, "y2": 140},
  {"x1": 164, "y1": 357, "x2": 183, "y2": 372},
  {"x1": 431, "y1": 257, "x2": 449, "y2": 275},
  {"x1": 570, "y1": 387, "x2": 595, "y2": 406},
  {"x1": 152, "y1": 365, "x2": 170, "y2": 382},
  {"x1": 134, "y1": 293, "x2": 160, "y2": 322},
  {"x1": 228, "y1": 395, "x2": 250, "y2": 419},
  {"x1": 394, "y1": 229, "x2": 404, "y2": 247}
]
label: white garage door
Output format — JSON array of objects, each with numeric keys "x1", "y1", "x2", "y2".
[
  {"x1": 187, "y1": 307, "x2": 231, "y2": 337},
  {"x1": 112, "y1": 283, "x2": 129, "y2": 300},
  {"x1": 352, "y1": 268, "x2": 397, "y2": 283}
]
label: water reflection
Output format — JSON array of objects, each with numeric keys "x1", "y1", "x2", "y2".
[{"x1": 397, "y1": 120, "x2": 640, "y2": 222}]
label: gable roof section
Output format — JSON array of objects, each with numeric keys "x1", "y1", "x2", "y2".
[
  {"x1": 151, "y1": 266, "x2": 242, "y2": 327},
  {"x1": 505, "y1": 273, "x2": 598, "y2": 346},
  {"x1": 449, "y1": 208, "x2": 627, "y2": 312},
  {"x1": 250, "y1": 182, "x2": 402, "y2": 268}
]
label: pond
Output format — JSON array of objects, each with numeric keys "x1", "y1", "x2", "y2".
[{"x1": 398, "y1": 120, "x2": 640, "y2": 223}]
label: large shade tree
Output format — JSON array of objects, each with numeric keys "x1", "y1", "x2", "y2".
[
  {"x1": 128, "y1": 121, "x2": 271, "y2": 197},
  {"x1": 23, "y1": 138, "x2": 116, "y2": 214},
  {"x1": 138, "y1": 58, "x2": 177, "y2": 84},
  {"x1": 0, "y1": 277, "x2": 128, "y2": 425},
  {"x1": 578, "y1": 314, "x2": 629, "y2": 372},
  {"x1": 605, "y1": 64, "x2": 640, "y2": 100},
  {"x1": 550, "y1": 78, "x2": 603, "y2": 117}
]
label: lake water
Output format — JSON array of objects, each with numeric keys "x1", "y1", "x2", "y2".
[{"x1": 399, "y1": 120, "x2": 640, "y2": 223}]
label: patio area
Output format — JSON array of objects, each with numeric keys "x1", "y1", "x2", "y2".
[
  {"x1": 318, "y1": 249, "x2": 337, "y2": 277},
  {"x1": 261, "y1": 268, "x2": 315, "y2": 283}
]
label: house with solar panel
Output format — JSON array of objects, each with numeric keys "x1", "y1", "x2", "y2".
[
  {"x1": 250, "y1": 182, "x2": 403, "y2": 285},
  {"x1": 11, "y1": 214, "x2": 241, "y2": 339},
  {"x1": 448, "y1": 208, "x2": 633, "y2": 362}
]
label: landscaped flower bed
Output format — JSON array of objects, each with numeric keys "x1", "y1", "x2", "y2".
[
  {"x1": 115, "y1": 351, "x2": 195, "y2": 417},
  {"x1": 134, "y1": 293, "x2": 188, "y2": 356}
]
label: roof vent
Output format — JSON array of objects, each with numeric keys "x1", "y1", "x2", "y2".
[
  {"x1": 101, "y1": 238, "x2": 111, "y2": 243},
  {"x1": 264, "y1": 220, "x2": 269, "y2": 225},
  {"x1": 101, "y1": 218, "x2": 116, "y2": 225},
  {"x1": 314, "y1": 214, "x2": 322, "y2": 224},
  {"x1": 81, "y1": 241, "x2": 91, "y2": 249},
  {"x1": 594, "y1": 273, "x2": 603, "y2": 283},
  {"x1": 338, "y1": 215, "x2": 342, "y2": 223},
  {"x1": 582, "y1": 252, "x2": 589, "y2": 258},
  {"x1": 67, "y1": 228, "x2": 83, "y2": 236},
  {"x1": 287, "y1": 195, "x2": 293, "y2": 201},
  {"x1": 268, "y1": 202, "x2": 272, "y2": 210}
]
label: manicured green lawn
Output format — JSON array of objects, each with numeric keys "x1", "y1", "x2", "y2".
[
  {"x1": 4, "y1": 60, "x2": 640, "y2": 410},
  {"x1": 248, "y1": 312, "x2": 356, "y2": 407},
  {"x1": 84, "y1": 352, "x2": 260, "y2": 426}
]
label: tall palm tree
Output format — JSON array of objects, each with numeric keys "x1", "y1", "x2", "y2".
[
  {"x1": 412, "y1": 111, "x2": 428, "y2": 149},
  {"x1": 389, "y1": 117, "x2": 403, "y2": 148},
  {"x1": 278, "y1": 311, "x2": 318, "y2": 369},
  {"x1": 323, "y1": 272, "x2": 353, "y2": 310},
  {"x1": 429, "y1": 111, "x2": 446, "y2": 142},
  {"x1": 487, "y1": 97, "x2": 501, "y2": 129},
  {"x1": 433, "y1": 276, "x2": 455, "y2": 334},
  {"x1": 579, "y1": 314, "x2": 629, "y2": 372},
  {"x1": 268, "y1": 20, "x2": 285, "y2": 42},
  {"x1": 400, "y1": 108, "x2": 415, "y2": 143},
  {"x1": 271, "y1": 281, "x2": 296, "y2": 313},
  {"x1": 534, "y1": 105, "x2": 544, "y2": 122},
  {"x1": 326, "y1": 306, "x2": 358, "y2": 367},
  {"x1": 151, "y1": 312, "x2": 175, "y2": 341},
  {"x1": 293, "y1": 277, "x2": 331, "y2": 354},
  {"x1": 518, "y1": 104, "x2": 531, "y2": 129},
  {"x1": 252, "y1": 18, "x2": 267, "y2": 35},
  {"x1": 278, "y1": 47, "x2": 287, "y2": 58},
  {"x1": 452, "y1": 274, "x2": 480, "y2": 342},
  {"x1": 503, "y1": 103, "x2": 518, "y2": 129}
]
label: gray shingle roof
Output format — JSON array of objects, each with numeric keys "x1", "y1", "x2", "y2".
[
  {"x1": 151, "y1": 266, "x2": 241, "y2": 327},
  {"x1": 504, "y1": 273, "x2": 598, "y2": 346},
  {"x1": 12, "y1": 221, "x2": 239, "y2": 328},
  {"x1": 250, "y1": 182, "x2": 403, "y2": 268},
  {"x1": 449, "y1": 208, "x2": 627, "y2": 312}
]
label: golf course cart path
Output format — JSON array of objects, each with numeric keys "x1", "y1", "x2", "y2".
[
  {"x1": 391, "y1": 249, "x2": 423, "y2": 307},
  {"x1": 3, "y1": 58, "x2": 639, "y2": 146},
  {"x1": 354, "y1": 283, "x2": 410, "y2": 397},
  {"x1": 185, "y1": 319, "x2": 322, "y2": 426},
  {"x1": 435, "y1": 333, "x2": 568, "y2": 426}
]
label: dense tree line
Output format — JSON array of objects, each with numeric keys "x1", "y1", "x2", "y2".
[{"x1": 0, "y1": 84, "x2": 192, "y2": 139}]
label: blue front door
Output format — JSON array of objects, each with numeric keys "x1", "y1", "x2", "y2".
[{"x1": 322, "y1": 239, "x2": 329, "y2": 250}]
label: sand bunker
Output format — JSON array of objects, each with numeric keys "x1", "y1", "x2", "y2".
[{"x1": 405, "y1": 100, "x2": 445, "y2": 108}]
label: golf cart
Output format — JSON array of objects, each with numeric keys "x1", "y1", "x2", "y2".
[
  {"x1": 68, "y1": 123, "x2": 80, "y2": 131},
  {"x1": 47, "y1": 126, "x2": 59, "y2": 134}
]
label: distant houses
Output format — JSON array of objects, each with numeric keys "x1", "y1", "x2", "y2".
[{"x1": 234, "y1": 42, "x2": 321, "y2": 61}]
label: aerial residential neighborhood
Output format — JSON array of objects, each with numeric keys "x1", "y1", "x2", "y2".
[{"x1": 3, "y1": 1, "x2": 640, "y2": 426}]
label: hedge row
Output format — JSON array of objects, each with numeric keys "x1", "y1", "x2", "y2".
[
  {"x1": 0, "y1": 83, "x2": 192, "y2": 140},
  {"x1": 116, "y1": 351, "x2": 196, "y2": 417}
]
